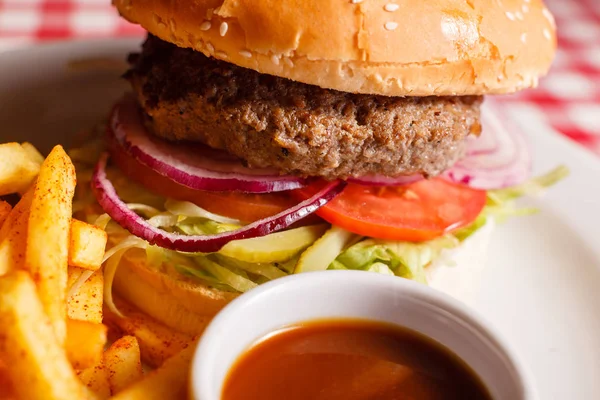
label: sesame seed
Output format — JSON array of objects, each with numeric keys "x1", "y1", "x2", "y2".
[
  {"x1": 521, "y1": 33, "x2": 527, "y2": 43},
  {"x1": 350, "y1": 0, "x2": 363, "y2": 3},
  {"x1": 206, "y1": 42, "x2": 214, "y2": 53},
  {"x1": 239, "y1": 50, "x2": 252, "y2": 58},
  {"x1": 497, "y1": 75, "x2": 504, "y2": 81},
  {"x1": 384, "y1": 21, "x2": 398, "y2": 31},
  {"x1": 219, "y1": 22, "x2": 228, "y2": 37},
  {"x1": 542, "y1": 8, "x2": 556, "y2": 28},
  {"x1": 543, "y1": 29, "x2": 552, "y2": 40},
  {"x1": 522, "y1": 4, "x2": 529, "y2": 13},
  {"x1": 515, "y1": 11, "x2": 524, "y2": 20},
  {"x1": 200, "y1": 21, "x2": 211, "y2": 31},
  {"x1": 505, "y1": 11, "x2": 515, "y2": 21},
  {"x1": 284, "y1": 58, "x2": 294, "y2": 67},
  {"x1": 216, "y1": 51, "x2": 228, "y2": 59},
  {"x1": 524, "y1": 0, "x2": 530, "y2": 3},
  {"x1": 271, "y1": 55, "x2": 280, "y2": 65},
  {"x1": 384, "y1": 3, "x2": 399, "y2": 12},
  {"x1": 542, "y1": 8, "x2": 551, "y2": 19}
]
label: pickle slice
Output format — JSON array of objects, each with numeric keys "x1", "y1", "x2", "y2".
[
  {"x1": 218, "y1": 225, "x2": 327, "y2": 263},
  {"x1": 294, "y1": 226, "x2": 356, "y2": 273}
]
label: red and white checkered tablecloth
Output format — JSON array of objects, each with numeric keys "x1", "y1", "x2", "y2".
[{"x1": 0, "y1": 0, "x2": 598, "y2": 156}]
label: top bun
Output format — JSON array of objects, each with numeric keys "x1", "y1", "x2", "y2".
[{"x1": 114, "y1": 0, "x2": 556, "y2": 96}]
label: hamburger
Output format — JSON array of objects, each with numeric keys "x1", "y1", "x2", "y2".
[{"x1": 72, "y1": 0, "x2": 562, "y2": 345}]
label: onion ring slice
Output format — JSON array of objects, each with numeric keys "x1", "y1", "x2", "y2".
[
  {"x1": 92, "y1": 152, "x2": 346, "y2": 253},
  {"x1": 443, "y1": 108, "x2": 531, "y2": 189},
  {"x1": 110, "y1": 96, "x2": 308, "y2": 193}
]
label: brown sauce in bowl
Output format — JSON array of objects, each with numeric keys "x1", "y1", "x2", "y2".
[{"x1": 222, "y1": 319, "x2": 491, "y2": 400}]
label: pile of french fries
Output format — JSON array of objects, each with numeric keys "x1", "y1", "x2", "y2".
[{"x1": 0, "y1": 143, "x2": 195, "y2": 400}]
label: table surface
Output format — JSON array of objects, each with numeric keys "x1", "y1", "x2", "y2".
[{"x1": 0, "y1": 0, "x2": 598, "y2": 156}]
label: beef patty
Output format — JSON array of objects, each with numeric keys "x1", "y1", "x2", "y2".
[{"x1": 126, "y1": 35, "x2": 483, "y2": 179}]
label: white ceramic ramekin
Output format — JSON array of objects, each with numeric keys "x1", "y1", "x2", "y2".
[{"x1": 191, "y1": 270, "x2": 536, "y2": 400}]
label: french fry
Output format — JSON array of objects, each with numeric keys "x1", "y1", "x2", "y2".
[
  {"x1": 104, "y1": 336, "x2": 143, "y2": 395},
  {"x1": 67, "y1": 265, "x2": 85, "y2": 290},
  {"x1": 66, "y1": 319, "x2": 107, "y2": 370},
  {"x1": 104, "y1": 297, "x2": 194, "y2": 368},
  {"x1": 20, "y1": 142, "x2": 45, "y2": 166},
  {"x1": 69, "y1": 219, "x2": 107, "y2": 271},
  {"x1": 0, "y1": 359, "x2": 16, "y2": 399},
  {"x1": 77, "y1": 358, "x2": 111, "y2": 400},
  {"x1": 0, "y1": 142, "x2": 41, "y2": 196},
  {"x1": 0, "y1": 201, "x2": 11, "y2": 227},
  {"x1": 0, "y1": 271, "x2": 89, "y2": 400},
  {"x1": 0, "y1": 188, "x2": 34, "y2": 276},
  {"x1": 68, "y1": 268, "x2": 104, "y2": 324},
  {"x1": 25, "y1": 145, "x2": 76, "y2": 344},
  {"x1": 110, "y1": 342, "x2": 196, "y2": 400}
]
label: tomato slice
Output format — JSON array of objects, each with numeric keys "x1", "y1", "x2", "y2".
[
  {"x1": 109, "y1": 137, "x2": 320, "y2": 224},
  {"x1": 293, "y1": 179, "x2": 486, "y2": 241}
]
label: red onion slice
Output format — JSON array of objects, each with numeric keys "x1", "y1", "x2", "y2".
[
  {"x1": 443, "y1": 108, "x2": 531, "y2": 189},
  {"x1": 109, "y1": 96, "x2": 308, "y2": 193},
  {"x1": 92, "y1": 152, "x2": 346, "y2": 253},
  {"x1": 348, "y1": 174, "x2": 423, "y2": 187}
]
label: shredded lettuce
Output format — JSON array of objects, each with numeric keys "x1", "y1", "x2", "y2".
[
  {"x1": 334, "y1": 236, "x2": 458, "y2": 284},
  {"x1": 147, "y1": 213, "x2": 184, "y2": 228},
  {"x1": 275, "y1": 257, "x2": 300, "y2": 274},
  {"x1": 366, "y1": 263, "x2": 395, "y2": 276},
  {"x1": 453, "y1": 214, "x2": 487, "y2": 242},
  {"x1": 127, "y1": 204, "x2": 161, "y2": 218},
  {"x1": 173, "y1": 264, "x2": 237, "y2": 292},
  {"x1": 68, "y1": 269, "x2": 95, "y2": 299},
  {"x1": 85, "y1": 159, "x2": 568, "y2": 297},
  {"x1": 193, "y1": 256, "x2": 258, "y2": 292},
  {"x1": 145, "y1": 244, "x2": 165, "y2": 270},
  {"x1": 213, "y1": 254, "x2": 287, "y2": 280},
  {"x1": 102, "y1": 236, "x2": 148, "y2": 316},
  {"x1": 165, "y1": 199, "x2": 241, "y2": 225},
  {"x1": 490, "y1": 165, "x2": 569, "y2": 203},
  {"x1": 175, "y1": 219, "x2": 240, "y2": 235}
]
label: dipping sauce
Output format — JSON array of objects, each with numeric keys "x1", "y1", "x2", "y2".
[{"x1": 222, "y1": 319, "x2": 491, "y2": 400}]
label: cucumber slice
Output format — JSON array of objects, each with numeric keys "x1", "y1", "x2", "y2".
[
  {"x1": 294, "y1": 226, "x2": 356, "y2": 273},
  {"x1": 218, "y1": 224, "x2": 327, "y2": 263}
]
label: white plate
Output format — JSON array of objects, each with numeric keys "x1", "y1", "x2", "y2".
[{"x1": 0, "y1": 39, "x2": 598, "y2": 399}]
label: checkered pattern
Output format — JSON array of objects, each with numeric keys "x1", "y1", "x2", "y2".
[
  {"x1": 0, "y1": 0, "x2": 142, "y2": 51},
  {"x1": 0, "y1": 0, "x2": 598, "y2": 155},
  {"x1": 499, "y1": 0, "x2": 600, "y2": 155}
]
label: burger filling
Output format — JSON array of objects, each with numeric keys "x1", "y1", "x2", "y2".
[
  {"x1": 126, "y1": 35, "x2": 482, "y2": 179},
  {"x1": 69, "y1": 35, "x2": 567, "y2": 309}
]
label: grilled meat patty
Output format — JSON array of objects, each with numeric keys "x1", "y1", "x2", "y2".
[{"x1": 126, "y1": 35, "x2": 482, "y2": 179}]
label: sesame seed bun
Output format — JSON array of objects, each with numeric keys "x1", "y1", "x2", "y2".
[{"x1": 113, "y1": 0, "x2": 556, "y2": 96}]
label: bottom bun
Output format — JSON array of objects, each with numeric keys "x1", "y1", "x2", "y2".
[
  {"x1": 427, "y1": 219, "x2": 495, "y2": 306},
  {"x1": 112, "y1": 221, "x2": 494, "y2": 337},
  {"x1": 112, "y1": 248, "x2": 237, "y2": 335}
]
